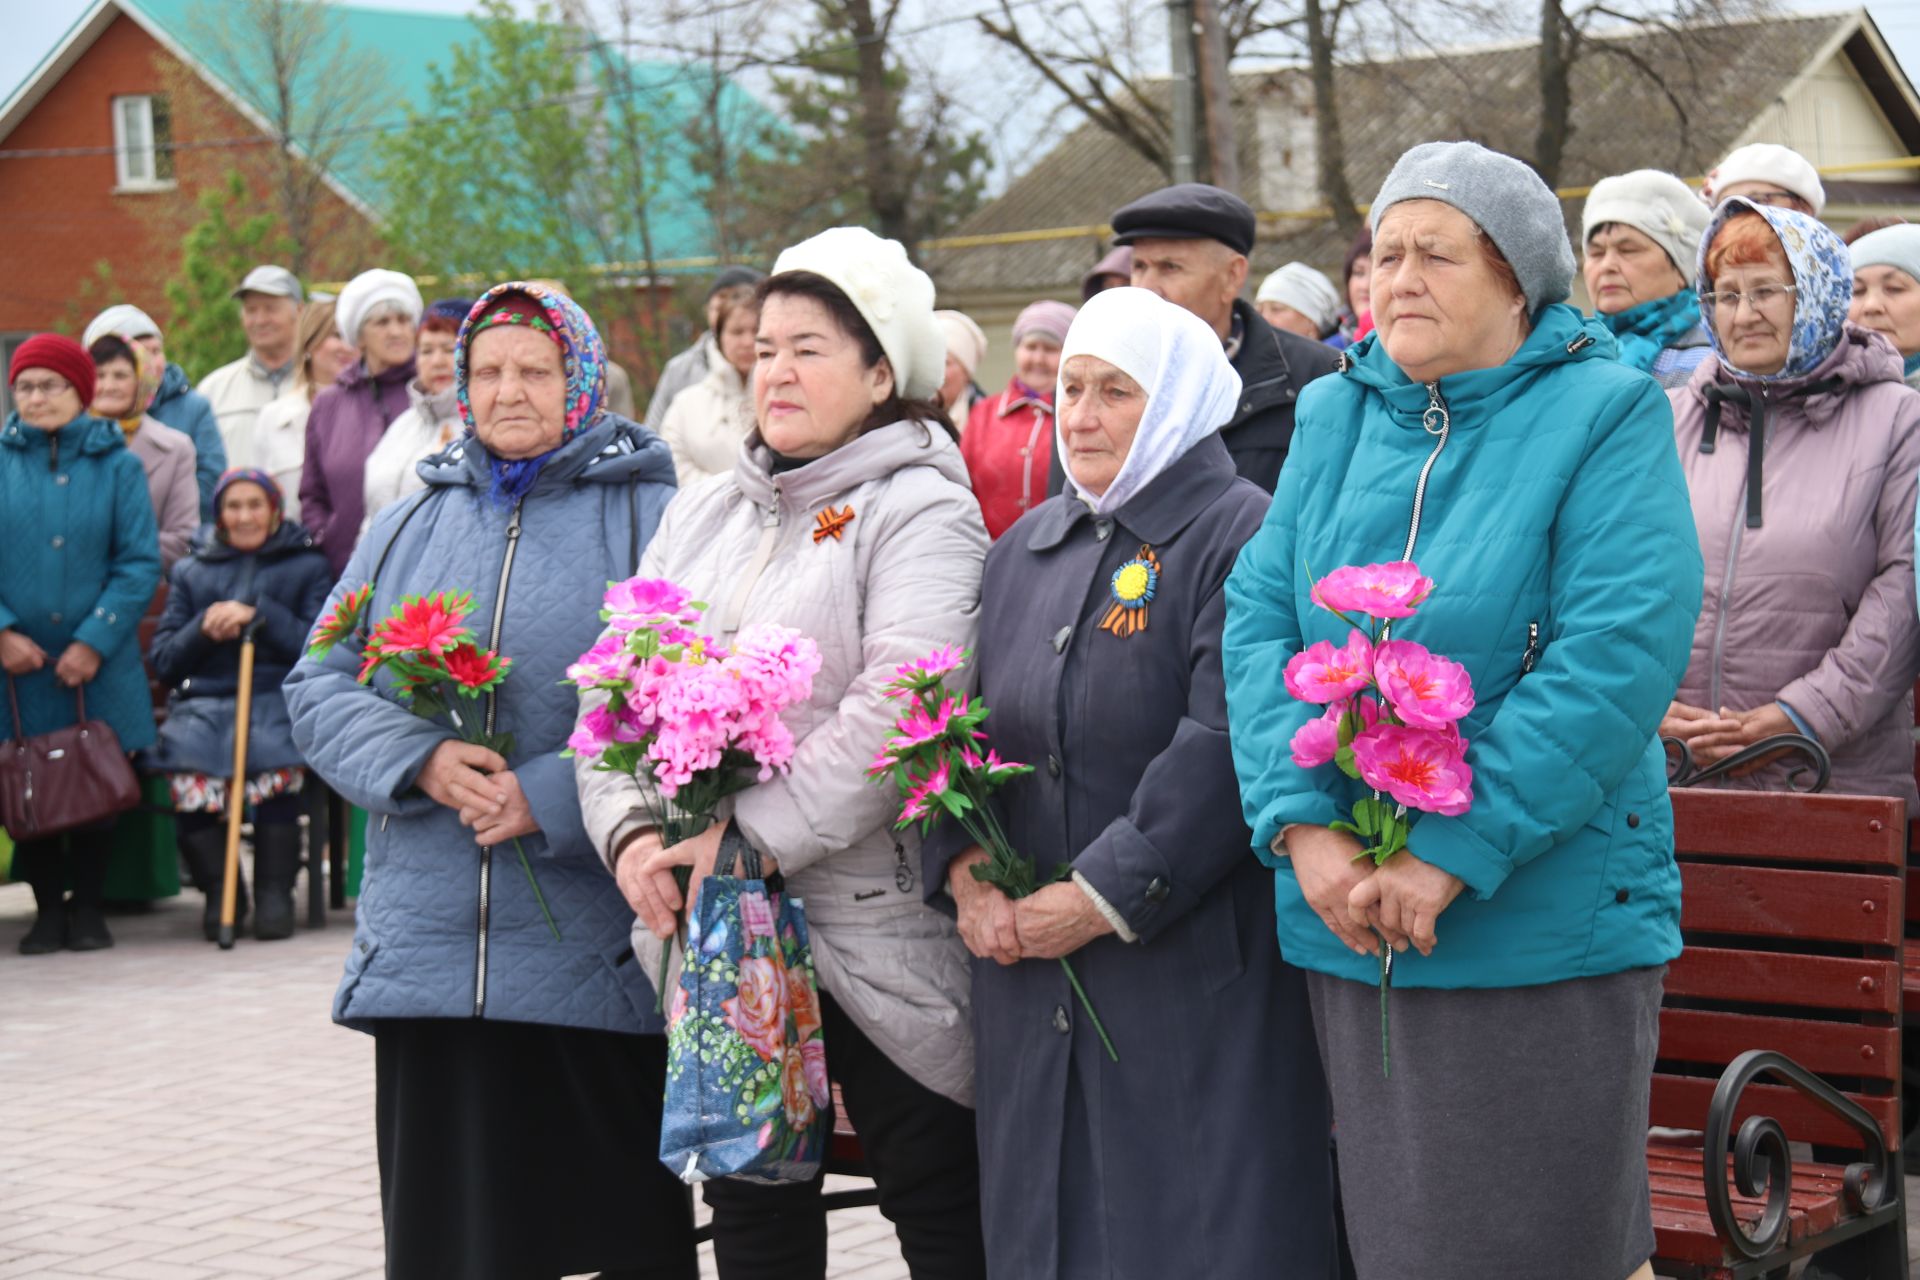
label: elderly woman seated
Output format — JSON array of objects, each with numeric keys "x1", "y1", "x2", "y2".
[
  {"x1": 1580, "y1": 170, "x2": 1713, "y2": 388},
  {"x1": 1662, "y1": 200, "x2": 1920, "y2": 802},
  {"x1": 146, "y1": 470, "x2": 332, "y2": 940},
  {"x1": 923, "y1": 287, "x2": 1336, "y2": 1278},
  {"x1": 1848, "y1": 222, "x2": 1920, "y2": 392}
]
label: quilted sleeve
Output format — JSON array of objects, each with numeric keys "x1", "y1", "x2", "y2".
[{"x1": 1406, "y1": 377, "x2": 1704, "y2": 899}]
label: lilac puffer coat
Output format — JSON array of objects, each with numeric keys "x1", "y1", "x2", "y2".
[{"x1": 1670, "y1": 324, "x2": 1920, "y2": 804}]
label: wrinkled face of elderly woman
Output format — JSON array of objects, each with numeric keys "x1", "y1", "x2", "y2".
[
  {"x1": 1851, "y1": 265, "x2": 1920, "y2": 360},
  {"x1": 1583, "y1": 223, "x2": 1688, "y2": 315},
  {"x1": 12, "y1": 370, "x2": 84, "y2": 431},
  {"x1": 1058, "y1": 354, "x2": 1147, "y2": 497},
  {"x1": 1372, "y1": 200, "x2": 1529, "y2": 383},
  {"x1": 754, "y1": 291, "x2": 892, "y2": 460},
  {"x1": 360, "y1": 303, "x2": 418, "y2": 376},
  {"x1": 1704, "y1": 214, "x2": 1793, "y2": 376},
  {"x1": 467, "y1": 324, "x2": 568, "y2": 460},
  {"x1": 219, "y1": 481, "x2": 276, "y2": 553},
  {"x1": 91, "y1": 354, "x2": 141, "y2": 420}
]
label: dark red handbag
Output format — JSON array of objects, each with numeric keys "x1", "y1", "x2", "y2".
[{"x1": 0, "y1": 677, "x2": 141, "y2": 842}]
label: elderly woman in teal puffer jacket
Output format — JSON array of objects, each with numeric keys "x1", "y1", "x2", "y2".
[
  {"x1": 1224, "y1": 143, "x2": 1703, "y2": 1280},
  {"x1": 1, "y1": 334, "x2": 161, "y2": 956}
]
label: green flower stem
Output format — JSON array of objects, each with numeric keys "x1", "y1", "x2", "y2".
[
  {"x1": 513, "y1": 837, "x2": 562, "y2": 941},
  {"x1": 1377, "y1": 930, "x2": 1393, "y2": 1079},
  {"x1": 1059, "y1": 958, "x2": 1119, "y2": 1063}
]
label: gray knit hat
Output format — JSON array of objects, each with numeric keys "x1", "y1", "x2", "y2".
[{"x1": 1370, "y1": 141, "x2": 1576, "y2": 316}]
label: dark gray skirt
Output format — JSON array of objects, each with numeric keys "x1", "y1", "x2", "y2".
[{"x1": 1308, "y1": 965, "x2": 1664, "y2": 1280}]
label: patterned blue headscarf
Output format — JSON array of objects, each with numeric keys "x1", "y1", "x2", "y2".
[
  {"x1": 1696, "y1": 197, "x2": 1851, "y2": 382},
  {"x1": 454, "y1": 281, "x2": 609, "y2": 507}
]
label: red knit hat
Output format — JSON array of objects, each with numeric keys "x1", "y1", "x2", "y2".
[{"x1": 9, "y1": 334, "x2": 96, "y2": 408}]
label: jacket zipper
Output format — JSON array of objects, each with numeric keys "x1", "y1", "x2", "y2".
[
  {"x1": 714, "y1": 481, "x2": 784, "y2": 640},
  {"x1": 1707, "y1": 484, "x2": 1747, "y2": 713},
  {"x1": 473, "y1": 499, "x2": 524, "y2": 1017},
  {"x1": 1380, "y1": 383, "x2": 1452, "y2": 642},
  {"x1": 1521, "y1": 621, "x2": 1541, "y2": 674}
]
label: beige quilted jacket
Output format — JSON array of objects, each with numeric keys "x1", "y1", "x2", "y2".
[{"x1": 576, "y1": 420, "x2": 988, "y2": 1106}]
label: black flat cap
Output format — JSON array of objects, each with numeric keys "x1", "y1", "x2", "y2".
[{"x1": 1111, "y1": 183, "x2": 1256, "y2": 255}]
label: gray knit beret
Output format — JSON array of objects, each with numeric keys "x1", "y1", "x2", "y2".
[{"x1": 1370, "y1": 141, "x2": 1576, "y2": 315}]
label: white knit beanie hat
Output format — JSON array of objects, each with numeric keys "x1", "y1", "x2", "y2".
[
  {"x1": 336, "y1": 269, "x2": 423, "y2": 343},
  {"x1": 83, "y1": 304, "x2": 161, "y2": 350},
  {"x1": 1702, "y1": 143, "x2": 1826, "y2": 216},
  {"x1": 770, "y1": 227, "x2": 945, "y2": 399},
  {"x1": 1255, "y1": 262, "x2": 1343, "y2": 336},
  {"x1": 1581, "y1": 170, "x2": 1710, "y2": 276}
]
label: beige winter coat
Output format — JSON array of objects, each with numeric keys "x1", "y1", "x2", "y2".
[
  {"x1": 657, "y1": 337, "x2": 754, "y2": 487},
  {"x1": 576, "y1": 420, "x2": 988, "y2": 1106}
]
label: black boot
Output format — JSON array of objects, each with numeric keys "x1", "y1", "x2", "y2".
[
  {"x1": 65, "y1": 837, "x2": 114, "y2": 952},
  {"x1": 177, "y1": 821, "x2": 246, "y2": 942},
  {"x1": 16, "y1": 841, "x2": 68, "y2": 955},
  {"x1": 251, "y1": 824, "x2": 301, "y2": 941}
]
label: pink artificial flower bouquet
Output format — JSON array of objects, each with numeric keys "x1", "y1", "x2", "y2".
[
  {"x1": 566, "y1": 577, "x2": 822, "y2": 1008},
  {"x1": 1285, "y1": 561, "x2": 1478, "y2": 1075}
]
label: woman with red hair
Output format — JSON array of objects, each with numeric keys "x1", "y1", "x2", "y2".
[{"x1": 1663, "y1": 199, "x2": 1920, "y2": 805}]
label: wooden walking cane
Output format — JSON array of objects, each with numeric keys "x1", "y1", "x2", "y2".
[{"x1": 217, "y1": 619, "x2": 262, "y2": 951}]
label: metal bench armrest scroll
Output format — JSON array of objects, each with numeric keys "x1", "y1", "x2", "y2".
[
  {"x1": 1702, "y1": 1049, "x2": 1897, "y2": 1260},
  {"x1": 1664, "y1": 734, "x2": 1831, "y2": 793}
]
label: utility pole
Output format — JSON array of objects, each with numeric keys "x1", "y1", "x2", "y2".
[
  {"x1": 1192, "y1": 0, "x2": 1238, "y2": 191},
  {"x1": 1167, "y1": 0, "x2": 1197, "y2": 183}
]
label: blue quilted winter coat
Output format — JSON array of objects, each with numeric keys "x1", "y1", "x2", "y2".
[
  {"x1": 1224, "y1": 305, "x2": 1705, "y2": 990},
  {"x1": 0, "y1": 412, "x2": 160, "y2": 752},
  {"x1": 148, "y1": 362, "x2": 226, "y2": 522},
  {"x1": 284, "y1": 412, "x2": 677, "y2": 1033}
]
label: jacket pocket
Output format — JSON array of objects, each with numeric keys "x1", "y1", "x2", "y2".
[{"x1": 1188, "y1": 888, "x2": 1246, "y2": 995}]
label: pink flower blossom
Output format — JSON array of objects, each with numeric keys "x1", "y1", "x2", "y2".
[
  {"x1": 801, "y1": 1039, "x2": 830, "y2": 1109},
  {"x1": 739, "y1": 889, "x2": 776, "y2": 941},
  {"x1": 566, "y1": 632, "x2": 636, "y2": 688},
  {"x1": 1283, "y1": 628, "x2": 1375, "y2": 704},
  {"x1": 1311, "y1": 562, "x2": 1435, "y2": 620},
  {"x1": 1289, "y1": 696, "x2": 1381, "y2": 768},
  {"x1": 722, "y1": 955, "x2": 787, "y2": 1062},
  {"x1": 1373, "y1": 639, "x2": 1475, "y2": 729},
  {"x1": 891, "y1": 644, "x2": 966, "y2": 686},
  {"x1": 567, "y1": 704, "x2": 621, "y2": 758},
  {"x1": 899, "y1": 759, "x2": 953, "y2": 825},
  {"x1": 1350, "y1": 724, "x2": 1474, "y2": 816},
  {"x1": 603, "y1": 577, "x2": 697, "y2": 629},
  {"x1": 886, "y1": 697, "x2": 959, "y2": 753}
]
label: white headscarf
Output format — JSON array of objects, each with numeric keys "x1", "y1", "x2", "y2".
[{"x1": 1057, "y1": 287, "x2": 1242, "y2": 515}]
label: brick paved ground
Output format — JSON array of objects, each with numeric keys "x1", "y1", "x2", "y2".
[
  {"x1": 7, "y1": 880, "x2": 1919, "y2": 1279},
  {"x1": 0, "y1": 881, "x2": 908, "y2": 1280}
]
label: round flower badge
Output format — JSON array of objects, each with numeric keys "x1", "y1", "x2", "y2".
[{"x1": 1099, "y1": 545, "x2": 1160, "y2": 638}]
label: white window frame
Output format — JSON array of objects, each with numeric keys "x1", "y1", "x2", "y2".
[{"x1": 111, "y1": 94, "x2": 174, "y2": 192}]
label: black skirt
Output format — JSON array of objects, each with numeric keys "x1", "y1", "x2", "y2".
[{"x1": 374, "y1": 1017, "x2": 698, "y2": 1280}]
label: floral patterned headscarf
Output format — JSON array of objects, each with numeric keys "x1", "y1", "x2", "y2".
[
  {"x1": 453, "y1": 280, "x2": 608, "y2": 441},
  {"x1": 1697, "y1": 197, "x2": 1851, "y2": 382}
]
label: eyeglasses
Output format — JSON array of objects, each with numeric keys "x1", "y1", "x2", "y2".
[
  {"x1": 1700, "y1": 283, "x2": 1797, "y2": 313},
  {"x1": 11, "y1": 377, "x2": 71, "y2": 400}
]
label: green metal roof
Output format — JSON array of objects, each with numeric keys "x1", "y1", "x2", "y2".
[{"x1": 122, "y1": 0, "x2": 768, "y2": 264}]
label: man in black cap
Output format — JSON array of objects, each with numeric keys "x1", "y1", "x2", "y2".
[
  {"x1": 644, "y1": 265, "x2": 766, "y2": 432},
  {"x1": 1057, "y1": 182, "x2": 1339, "y2": 493}
]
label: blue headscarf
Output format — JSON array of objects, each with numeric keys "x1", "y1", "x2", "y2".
[
  {"x1": 453, "y1": 281, "x2": 609, "y2": 507},
  {"x1": 1697, "y1": 197, "x2": 1851, "y2": 383}
]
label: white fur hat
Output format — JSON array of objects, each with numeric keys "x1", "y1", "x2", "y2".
[
  {"x1": 770, "y1": 227, "x2": 945, "y2": 400},
  {"x1": 83, "y1": 304, "x2": 160, "y2": 350},
  {"x1": 1702, "y1": 143, "x2": 1826, "y2": 216},
  {"x1": 1255, "y1": 262, "x2": 1342, "y2": 336},
  {"x1": 1581, "y1": 169, "x2": 1711, "y2": 276},
  {"x1": 336, "y1": 268, "x2": 423, "y2": 344}
]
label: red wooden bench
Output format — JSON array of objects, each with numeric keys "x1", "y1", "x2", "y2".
[{"x1": 1652, "y1": 787, "x2": 1908, "y2": 1278}]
